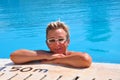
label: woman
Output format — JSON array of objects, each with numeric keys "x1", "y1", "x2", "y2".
[{"x1": 10, "y1": 21, "x2": 92, "y2": 68}]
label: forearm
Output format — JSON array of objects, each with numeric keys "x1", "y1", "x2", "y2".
[
  {"x1": 58, "y1": 54, "x2": 91, "y2": 68},
  {"x1": 68, "y1": 53, "x2": 92, "y2": 68},
  {"x1": 44, "y1": 53, "x2": 92, "y2": 68},
  {"x1": 10, "y1": 49, "x2": 51, "y2": 64}
]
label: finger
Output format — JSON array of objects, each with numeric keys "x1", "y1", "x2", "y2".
[{"x1": 52, "y1": 54, "x2": 65, "y2": 58}]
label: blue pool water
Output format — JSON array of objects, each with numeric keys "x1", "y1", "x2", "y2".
[{"x1": 0, "y1": 0, "x2": 120, "y2": 63}]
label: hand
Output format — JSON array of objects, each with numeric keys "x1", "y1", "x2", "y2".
[
  {"x1": 52, "y1": 54, "x2": 65, "y2": 57},
  {"x1": 47, "y1": 54, "x2": 65, "y2": 60},
  {"x1": 40, "y1": 59, "x2": 58, "y2": 64}
]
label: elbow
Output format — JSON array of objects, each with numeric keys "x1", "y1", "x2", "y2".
[
  {"x1": 10, "y1": 51, "x2": 23, "y2": 64},
  {"x1": 10, "y1": 53, "x2": 19, "y2": 64},
  {"x1": 71, "y1": 53, "x2": 92, "y2": 68},
  {"x1": 75, "y1": 53, "x2": 92, "y2": 68},
  {"x1": 83, "y1": 53, "x2": 92, "y2": 68},
  {"x1": 84, "y1": 59, "x2": 92, "y2": 68},
  {"x1": 10, "y1": 53, "x2": 16, "y2": 64}
]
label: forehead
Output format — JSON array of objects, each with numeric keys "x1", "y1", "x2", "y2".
[{"x1": 47, "y1": 29, "x2": 67, "y2": 38}]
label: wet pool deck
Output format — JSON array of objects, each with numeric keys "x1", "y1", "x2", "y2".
[{"x1": 0, "y1": 59, "x2": 120, "y2": 80}]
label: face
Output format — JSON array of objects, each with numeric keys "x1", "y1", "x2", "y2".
[{"x1": 46, "y1": 29, "x2": 69, "y2": 54}]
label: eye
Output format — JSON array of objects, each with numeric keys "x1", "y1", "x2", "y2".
[
  {"x1": 58, "y1": 39, "x2": 65, "y2": 42},
  {"x1": 48, "y1": 39, "x2": 55, "y2": 43}
]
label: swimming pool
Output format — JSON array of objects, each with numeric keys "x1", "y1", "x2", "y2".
[{"x1": 0, "y1": 0, "x2": 120, "y2": 63}]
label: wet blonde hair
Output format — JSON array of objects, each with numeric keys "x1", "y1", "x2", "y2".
[{"x1": 46, "y1": 21, "x2": 70, "y2": 39}]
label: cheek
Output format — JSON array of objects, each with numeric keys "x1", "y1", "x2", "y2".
[
  {"x1": 64, "y1": 41, "x2": 69, "y2": 47},
  {"x1": 47, "y1": 44, "x2": 55, "y2": 50},
  {"x1": 59, "y1": 43, "x2": 68, "y2": 49}
]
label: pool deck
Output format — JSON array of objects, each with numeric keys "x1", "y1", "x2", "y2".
[{"x1": 0, "y1": 59, "x2": 120, "y2": 80}]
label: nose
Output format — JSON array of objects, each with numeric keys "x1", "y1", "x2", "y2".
[{"x1": 54, "y1": 41, "x2": 61, "y2": 46}]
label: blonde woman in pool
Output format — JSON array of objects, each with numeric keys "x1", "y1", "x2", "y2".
[{"x1": 10, "y1": 21, "x2": 92, "y2": 68}]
